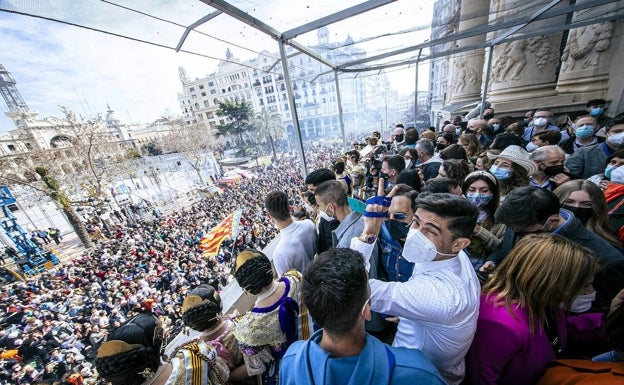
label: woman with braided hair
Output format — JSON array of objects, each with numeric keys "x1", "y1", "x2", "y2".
[
  {"x1": 178, "y1": 284, "x2": 246, "y2": 381},
  {"x1": 232, "y1": 249, "x2": 313, "y2": 385},
  {"x1": 95, "y1": 313, "x2": 229, "y2": 385}
]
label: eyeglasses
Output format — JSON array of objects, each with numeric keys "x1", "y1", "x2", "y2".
[{"x1": 360, "y1": 295, "x2": 371, "y2": 316}]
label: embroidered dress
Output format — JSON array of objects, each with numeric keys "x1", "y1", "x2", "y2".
[
  {"x1": 165, "y1": 340, "x2": 230, "y2": 385},
  {"x1": 233, "y1": 271, "x2": 312, "y2": 385}
]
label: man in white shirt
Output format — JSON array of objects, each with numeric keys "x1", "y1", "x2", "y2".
[
  {"x1": 265, "y1": 190, "x2": 317, "y2": 276},
  {"x1": 351, "y1": 192, "x2": 480, "y2": 385}
]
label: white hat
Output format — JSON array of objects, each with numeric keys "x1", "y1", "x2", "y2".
[{"x1": 487, "y1": 145, "x2": 538, "y2": 175}]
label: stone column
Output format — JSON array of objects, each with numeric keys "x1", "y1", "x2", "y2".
[
  {"x1": 486, "y1": 1, "x2": 565, "y2": 103},
  {"x1": 447, "y1": 0, "x2": 490, "y2": 104},
  {"x1": 556, "y1": 1, "x2": 620, "y2": 97}
]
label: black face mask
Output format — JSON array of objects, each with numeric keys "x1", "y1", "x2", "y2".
[
  {"x1": 385, "y1": 219, "x2": 410, "y2": 241},
  {"x1": 483, "y1": 113, "x2": 494, "y2": 120},
  {"x1": 436, "y1": 143, "x2": 446, "y2": 151},
  {"x1": 562, "y1": 205, "x2": 592, "y2": 225},
  {"x1": 378, "y1": 171, "x2": 390, "y2": 180},
  {"x1": 543, "y1": 164, "x2": 565, "y2": 177},
  {"x1": 395, "y1": 134, "x2": 404, "y2": 143}
]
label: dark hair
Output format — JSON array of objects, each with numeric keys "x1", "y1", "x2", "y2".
[
  {"x1": 302, "y1": 248, "x2": 368, "y2": 335},
  {"x1": 265, "y1": 191, "x2": 290, "y2": 221},
  {"x1": 586, "y1": 98, "x2": 606, "y2": 108},
  {"x1": 606, "y1": 149, "x2": 624, "y2": 165},
  {"x1": 405, "y1": 128, "x2": 419, "y2": 145},
  {"x1": 383, "y1": 154, "x2": 406, "y2": 174},
  {"x1": 416, "y1": 139, "x2": 435, "y2": 156},
  {"x1": 415, "y1": 193, "x2": 478, "y2": 238},
  {"x1": 463, "y1": 172, "x2": 500, "y2": 228},
  {"x1": 345, "y1": 150, "x2": 361, "y2": 162},
  {"x1": 505, "y1": 122, "x2": 525, "y2": 137},
  {"x1": 490, "y1": 133, "x2": 523, "y2": 151},
  {"x1": 234, "y1": 251, "x2": 274, "y2": 295},
  {"x1": 437, "y1": 131, "x2": 454, "y2": 144},
  {"x1": 95, "y1": 314, "x2": 162, "y2": 385},
  {"x1": 314, "y1": 180, "x2": 348, "y2": 208},
  {"x1": 305, "y1": 168, "x2": 335, "y2": 187},
  {"x1": 182, "y1": 285, "x2": 222, "y2": 331},
  {"x1": 420, "y1": 178, "x2": 460, "y2": 195},
  {"x1": 605, "y1": 286, "x2": 624, "y2": 351},
  {"x1": 607, "y1": 112, "x2": 624, "y2": 131},
  {"x1": 391, "y1": 184, "x2": 418, "y2": 211},
  {"x1": 396, "y1": 169, "x2": 422, "y2": 192},
  {"x1": 441, "y1": 159, "x2": 471, "y2": 187},
  {"x1": 494, "y1": 186, "x2": 560, "y2": 228},
  {"x1": 532, "y1": 130, "x2": 562, "y2": 145},
  {"x1": 333, "y1": 159, "x2": 346, "y2": 175},
  {"x1": 439, "y1": 144, "x2": 468, "y2": 161}
]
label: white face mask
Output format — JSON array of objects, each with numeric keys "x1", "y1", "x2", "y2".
[
  {"x1": 526, "y1": 142, "x2": 539, "y2": 152},
  {"x1": 569, "y1": 291, "x2": 596, "y2": 313},
  {"x1": 318, "y1": 205, "x2": 334, "y2": 221},
  {"x1": 404, "y1": 159, "x2": 411, "y2": 169},
  {"x1": 533, "y1": 117, "x2": 548, "y2": 127},
  {"x1": 611, "y1": 164, "x2": 624, "y2": 184},
  {"x1": 607, "y1": 131, "x2": 624, "y2": 147},
  {"x1": 402, "y1": 228, "x2": 456, "y2": 263}
]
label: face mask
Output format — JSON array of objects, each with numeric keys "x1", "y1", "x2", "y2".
[
  {"x1": 562, "y1": 204, "x2": 592, "y2": 225},
  {"x1": 611, "y1": 164, "x2": 624, "y2": 184},
  {"x1": 385, "y1": 219, "x2": 410, "y2": 241},
  {"x1": 395, "y1": 134, "x2": 404, "y2": 142},
  {"x1": 569, "y1": 291, "x2": 596, "y2": 313},
  {"x1": 489, "y1": 165, "x2": 512, "y2": 181},
  {"x1": 589, "y1": 107, "x2": 603, "y2": 117},
  {"x1": 526, "y1": 142, "x2": 539, "y2": 152},
  {"x1": 455, "y1": 127, "x2": 461, "y2": 136},
  {"x1": 543, "y1": 164, "x2": 565, "y2": 177},
  {"x1": 605, "y1": 164, "x2": 616, "y2": 179},
  {"x1": 404, "y1": 159, "x2": 412, "y2": 169},
  {"x1": 607, "y1": 132, "x2": 624, "y2": 147},
  {"x1": 466, "y1": 193, "x2": 494, "y2": 207},
  {"x1": 575, "y1": 125, "x2": 595, "y2": 139},
  {"x1": 436, "y1": 143, "x2": 446, "y2": 151},
  {"x1": 533, "y1": 117, "x2": 548, "y2": 127},
  {"x1": 402, "y1": 229, "x2": 456, "y2": 263},
  {"x1": 483, "y1": 113, "x2": 494, "y2": 120},
  {"x1": 492, "y1": 123, "x2": 500, "y2": 131},
  {"x1": 319, "y1": 205, "x2": 334, "y2": 221},
  {"x1": 378, "y1": 171, "x2": 390, "y2": 181}
]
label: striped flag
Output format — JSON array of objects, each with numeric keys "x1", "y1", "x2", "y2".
[{"x1": 199, "y1": 209, "x2": 242, "y2": 257}]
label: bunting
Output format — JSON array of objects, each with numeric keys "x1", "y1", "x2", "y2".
[{"x1": 199, "y1": 209, "x2": 242, "y2": 257}]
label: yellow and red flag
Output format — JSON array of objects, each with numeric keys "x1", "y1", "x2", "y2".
[{"x1": 199, "y1": 210, "x2": 242, "y2": 257}]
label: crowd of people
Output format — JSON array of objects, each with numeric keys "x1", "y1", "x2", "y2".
[{"x1": 3, "y1": 100, "x2": 624, "y2": 385}]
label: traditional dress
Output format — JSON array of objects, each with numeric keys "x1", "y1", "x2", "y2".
[
  {"x1": 233, "y1": 271, "x2": 312, "y2": 385},
  {"x1": 166, "y1": 340, "x2": 230, "y2": 385}
]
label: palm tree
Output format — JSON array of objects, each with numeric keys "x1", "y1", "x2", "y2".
[{"x1": 254, "y1": 108, "x2": 283, "y2": 160}]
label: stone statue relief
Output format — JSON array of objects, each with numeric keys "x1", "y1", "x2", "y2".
[
  {"x1": 491, "y1": 36, "x2": 558, "y2": 83},
  {"x1": 561, "y1": 21, "x2": 613, "y2": 72},
  {"x1": 452, "y1": 61, "x2": 478, "y2": 93}
]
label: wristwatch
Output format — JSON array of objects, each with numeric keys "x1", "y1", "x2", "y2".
[{"x1": 359, "y1": 233, "x2": 378, "y2": 244}]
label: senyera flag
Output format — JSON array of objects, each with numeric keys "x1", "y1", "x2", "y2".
[{"x1": 199, "y1": 209, "x2": 242, "y2": 257}]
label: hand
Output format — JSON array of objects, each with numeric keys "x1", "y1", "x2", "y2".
[
  {"x1": 550, "y1": 173, "x2": 571, "y2": 186},
  {"x1": 385, "y1": 316, "x2": 399, "y2": 323},
  {"x1": 362, "y1": 179, "x2": 395, "y2": 236},
  {"x1": 479, "y1": 261, "x2": 496, "y2": 273},
  {"x1": 609, "y1": 288, "x2": 624, "y2": 315}
]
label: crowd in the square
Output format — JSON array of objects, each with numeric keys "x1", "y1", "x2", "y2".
[{"x1": 3, "y1": 100, "x2": 624, "y2": 385}]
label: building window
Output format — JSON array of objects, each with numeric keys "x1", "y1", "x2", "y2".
[
  {"x1": 25, "y1": 143, "x2": 32, "y2": 149},
  {"x1": 201, "y1": 92, "x2": 206, "y2": 96},
  {"x1": 204, "y1": 100, "x2": 209, "y2": 108},
  {"x1": 219, "y1": 119, "x2": 225, "y2": 125},
  {"x1": 208, "y1": 82, "x2": 214, "y2": 87},
  {"x1": 191, "y1": 94, "x2": 197, "y2": 99},
  {"x1": 7, "y1": 144, "x2": 16, "y2": 151},
  {"x1": 211, "y1": 89, "x2": 217, "y2": 94},
  {"x1": 207, "y1": 112, "x2": 214, "y2": 119},
  {"x1": 189, "y1": 87, "x2": 195, "y2": 92},
  {"x1": 199, "y1": 85, "x2": 204, "y2": 90}
]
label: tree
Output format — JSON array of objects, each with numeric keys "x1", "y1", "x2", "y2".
[
  {"x1": 253, "y1": 108, "x2": 283, "y2": 160},
  {"x1": 160, "y1": 122, "x2": 222, "y2": 184},
  {"x1": 140, "y1": 141, "x2": 163, "y2": 157},
  {"x1": 215, "y1": 100, "x2": 254, "y2": 144}
]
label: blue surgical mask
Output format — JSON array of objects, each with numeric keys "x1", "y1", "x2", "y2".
[
  {"x1": 466, "y1": 193, "x2": 494, "y2": 207},
  {"x1": 455, "y1": 127, "x2": 461, "y2": 136},
  {"x1": 589, "y1": 107, "x2": 604, "y2": 117},
  {"x1": 491, "y1": 123, "x2": 500, "y2": 131},
  {"x1": 605, "y1": 164, "x2": 616, "y2": 179},
  {"x1": 489, "y1": 165, "x2": 512, "y2": 181},
  {"x1": 575, "y1": 125, "x2": 595, "y2": 139}
]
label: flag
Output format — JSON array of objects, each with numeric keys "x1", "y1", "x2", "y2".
[{"x1": 199, "y1": 209, "x2": 242, "y2": 257}]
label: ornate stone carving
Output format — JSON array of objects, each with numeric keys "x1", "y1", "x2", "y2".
[
  {"x1": 491, "y1": 36, "x2": 558, "y2": 83},
  {"x1": 452, "y1": 61, "x2": 478, "y2": 94},
  {"x1": 560, "y1": 21, "x2": 614, "y2": 73}
]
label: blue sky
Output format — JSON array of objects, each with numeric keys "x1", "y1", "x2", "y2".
[{"x1": 0, "y1": 3, "x2": 431, "y2": 132}]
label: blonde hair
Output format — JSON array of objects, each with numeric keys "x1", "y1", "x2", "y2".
[
  {"x1": 483, "y1": 234, "x2": 599, "y2": 332},
  {"x1": 421, "y1": 130, "x2": 436, "y2": 141}
]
